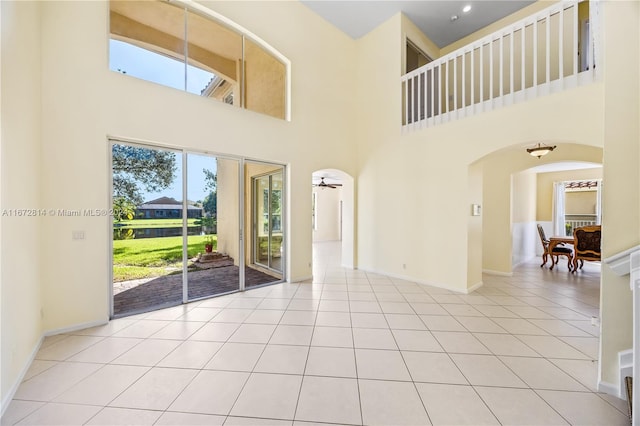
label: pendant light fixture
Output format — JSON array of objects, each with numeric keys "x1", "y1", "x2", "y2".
[{"x1": 526, "y1": 143, "x2": 556, "y2": 159}]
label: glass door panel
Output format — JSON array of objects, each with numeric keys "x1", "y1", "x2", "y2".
[
  {"x1": 270, "y1": 171, "x2": 284, "y2": 273},
  {"x1": 112, "y1": 143, "x2": 184, "y2": 317},
  {"x1": 248, "y1": 163, "x2": 284, "y2": 288},
  {"x1": 255, "y1": 175, "x2": 270, "y2": 268},
  {"x1": 187, "y1": 154, "x2": 240, "y2": 300}
]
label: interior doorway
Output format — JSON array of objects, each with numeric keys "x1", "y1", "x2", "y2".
[{"x1": 311, "y1": 169, "x2": 355, "y2": 272}]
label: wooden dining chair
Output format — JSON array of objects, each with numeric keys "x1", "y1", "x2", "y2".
[
  {"x1": 572, "y1": 225, "x2": 601, "y2": 273},
  {"x1": 537, "y1": 224, "x2": 573, "y2": 270}
]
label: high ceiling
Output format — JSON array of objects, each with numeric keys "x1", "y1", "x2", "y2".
[{"x1": 301, "y1": 0, "x2": 535, "y2": 47}]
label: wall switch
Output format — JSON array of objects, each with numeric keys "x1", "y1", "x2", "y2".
[{"x1": 72, "y1": 231, "x2": 85, "y2": 240}]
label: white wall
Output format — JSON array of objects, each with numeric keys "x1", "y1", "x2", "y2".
[
  {"x1": 340, "y1": 177, "x2": 356, "y2": 269},
  {"x1": 467, "y1": 162, "x2": 483, "y2": 287},
  {"x1": 511, "y1": 170, "x2": 537, "y2": 268},
  {"x1": 1, "y1": 0, "x2": 43, "y2": 409},
  {"x1": 312, "y1": 187, "x2": 341, "y2": 242}
]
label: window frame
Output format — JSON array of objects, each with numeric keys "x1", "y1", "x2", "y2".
[{"x1": 108, "y1": 0, "x2": 291, "y2": 121}]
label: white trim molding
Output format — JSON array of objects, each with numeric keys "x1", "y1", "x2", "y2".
[
  {"x1": 604, "y1": 244, "x2": 640, "y2": 278},
  {"x1": 357, "y1": 267, "x2": 483, "y2": 294},
  {"x1": 1, "y1": 318, "x2": 109, "y2": 417},
  {"x1": 43, "y1": 319, "x2": 108, "y2": 337},
  {"x1": 598, "y1": 380, "x2": 620, "y2": 399},
  {"x1": 290, "y1": 275, "x2": 313, "y2": 284},
  {"x1": 1, "y1": 336, "x2": 44, "y2": 416},
  {"x1": 466, "y1": 281, "x2": 484, "y2": 294},
  {"x1": 482, "y1": 269, "x2": 513, "y2": 277}
]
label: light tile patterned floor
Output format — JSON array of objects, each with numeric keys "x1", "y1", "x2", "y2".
[{"x1": 2, "y1": 241, "x2": 630, "y2": 425}]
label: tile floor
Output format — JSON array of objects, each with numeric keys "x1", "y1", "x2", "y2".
[{"x1": 2, "y1": 242, "x2": 630, "y2": 425}]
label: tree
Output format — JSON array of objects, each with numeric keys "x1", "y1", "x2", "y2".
[
  {"x1": 203, "y1": 168, "x2": 217, "y2": 192},
  {"x1": 202, "y1": 167, "x2": 218, "y2": 216},
  {"x1": 112, "y1": 145, "x2": 177, "y2": 205},
  {"x1": 203, "y1": 191, "x2": 217, "y2": 216},
  {"x1": 113, "y1": 196, "x2": 135, "y2": 222}
]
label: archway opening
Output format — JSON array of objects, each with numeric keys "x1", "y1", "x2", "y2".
[{"x1": 311, "y1": 169, "x2": 355, "y2": 278}]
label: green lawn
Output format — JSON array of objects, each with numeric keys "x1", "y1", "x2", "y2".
[
  {"x1": 113, "y1": 234, "x2": 217, "y2": 282},
  {"x1": 115, "y1": 218, "x2": 201, "y2": 229}
]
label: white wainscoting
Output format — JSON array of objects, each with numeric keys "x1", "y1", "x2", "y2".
[{"x1": 512, "y1": 221, "x2": 539, "y2": 268}]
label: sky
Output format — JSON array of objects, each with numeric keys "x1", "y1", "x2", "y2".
[
  {"x1": 109, "y1": 39, "x2": 214, "y2": 95},
  {"x1": 142, "y1": 153, "x2": 219, "y2": 204},
  {"x1": 110, "y1": 39, "x2": 221, "y2": 203}
]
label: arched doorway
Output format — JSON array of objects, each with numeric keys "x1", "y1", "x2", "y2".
[
  {"x1": 311, "y1": 169, "x2": 355, "y2": 277},
  {"x1": 471, "y1": 142, "x2": 603, "y2": 277}
]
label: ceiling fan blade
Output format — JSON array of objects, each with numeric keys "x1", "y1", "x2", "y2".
[{"x1": 314, "y1": 177, "x2": 342, "y2": 189}]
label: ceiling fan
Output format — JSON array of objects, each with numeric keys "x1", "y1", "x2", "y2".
[{"x1": 314, "y1": 177, "x2": 341, "y2": 189}]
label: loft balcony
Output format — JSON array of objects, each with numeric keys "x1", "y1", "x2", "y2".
[{"x1": 401, "y1": 0, "x2": 599, "y2": 131}]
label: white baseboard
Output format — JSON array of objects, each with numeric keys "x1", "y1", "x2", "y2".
[
  {"x1": 1, "y1": 335, "x2": 44, "y2": 417},
  {"x1": 44, "y1": 319, "x2": 108, "y2": 337},
  {"x1": 598, "y1": 380, "x2": 621, "y2": 399},
  {"x1": 466, "y1": 281, "x2": 484, "y2": 294},
  {"x1": 289, "y1": 275, "x2": 312, "y2": 283},
  {"x1": 482, "y1": 269, "x2": 513, "y2": 277},
  {"x1": 1, "y1": 318, "x2": 108, "y2": 417},
  {"x1": 356, "y1": 266, "x2": 477, "y2": 294}
]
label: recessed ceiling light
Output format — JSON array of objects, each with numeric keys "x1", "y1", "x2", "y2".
[{"x1": 462, "y1": 5, "x2": 472, "y2": 13}]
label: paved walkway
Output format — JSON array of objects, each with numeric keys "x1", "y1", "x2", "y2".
[{"x1": 113, "y1": 266, "x2": 279, "y2": 317}]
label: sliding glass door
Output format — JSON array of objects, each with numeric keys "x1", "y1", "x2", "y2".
[{"x1": 111, "y1": 141, "x2": 285, "y2": 318}]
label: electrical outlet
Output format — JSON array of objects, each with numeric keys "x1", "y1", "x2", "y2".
[
  {"x1": 72, "y1": 230, "x2": 85, "y2": 240},
  {"x1": 402, "y1": 263, "x2": 407, "y2": 269}
]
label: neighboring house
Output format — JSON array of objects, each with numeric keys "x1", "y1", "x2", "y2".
[
  {"x1": 135, "y1": 197, "x2": 203, "y2": 219},
  {"x1": 1, "y1": 0, "x2": 639, "y2": 416}
]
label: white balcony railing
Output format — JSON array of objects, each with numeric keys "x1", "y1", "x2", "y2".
[{"x1": 402, "y1": 0, "x2": 599, "y2": 131}]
